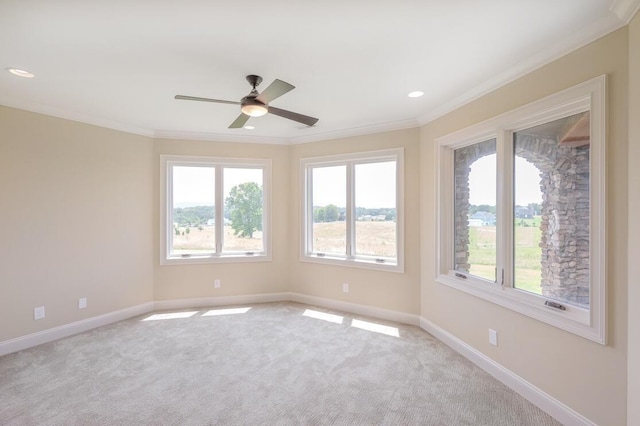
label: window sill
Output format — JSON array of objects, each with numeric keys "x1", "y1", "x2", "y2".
[
  {"x1": 436, "y1": 272, "x2": 603, "y2": 344},
  {"x1": 161, "y1": 253, "x2": 271, "y2": 266},
  {"x1": 301, "y1": 253, "x2": 403, "y2": 273}
]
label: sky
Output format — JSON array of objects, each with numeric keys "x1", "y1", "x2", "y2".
[
  {"x1": 312, "y1": 161, "x2": 396, "y2": 208},
  {"x1": 468, "y1": 154, "x2": 542, "y2": 206},
  {"x1": 172, "y1": 166, "x2": 262, "y2": 206},
  {"x1": 171, "y1": 157, "x2": 540, "y2": 208}
]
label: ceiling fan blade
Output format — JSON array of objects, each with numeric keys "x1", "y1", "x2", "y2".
[
  {"x1": 229, "y1": 113, "x2": 250, "y2": 129},
  {"x1": 256, "y1": 79, "x2": 295, "y2": 104},
  {"x1": 268, "y1": 106, "x2": 319, "y2": 127},
  {"x1": 175, "y1": 95, "x2": 240, "y2": 105}
]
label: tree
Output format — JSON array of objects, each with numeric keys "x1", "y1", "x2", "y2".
[
  {"x1": 225, "y1": 182, "x2": 263, "y2": 238},
  {"x1": 313, "y1": 206, "x2": 326, "y2": 222},
  {"x1": 324, "y1": 204, "x2": 339, "y2": 222}
]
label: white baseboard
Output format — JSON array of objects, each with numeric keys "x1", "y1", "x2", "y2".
[
  {"x1": 0, "y1": 302, "x2": 155, "y2": 357},
  {"x1": 153, "y1": 292, "x2": 289, "y2": 311},
  {"x1": 288, "y1": 292, "x2": 421, "y2": 326},
  {"x1": 153, "y1": 292, "x2": 420, "y2": 326},
  {"x1": 420, "y1": 317, "x2": 595, "y2": 426},
  {"x1": 1, "y1": 293, "x2": 420, "y2": 357}
]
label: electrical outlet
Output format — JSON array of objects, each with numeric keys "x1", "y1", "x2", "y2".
[
  {"x1": 342, "y1": 283, "x2": 349, "y2": 293},
  {"x1": 34, "y1": 306, "x2": 45, "y2": 320},
  {"x1": 214, "y1": 279, "x2": 221, "y2": 289},
  {"x1": 489, "y1": 329, "x2": 498, "y2": 346},
  {"x1": 79, "y1": 297, "x2": 87, "y2": 309}
]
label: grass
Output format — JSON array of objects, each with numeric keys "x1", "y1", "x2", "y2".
[
  {"x1": 173, "y1": 225, "x2": 263, "y2": 253},
  {"x1": 313, "y1": 221, "x2": 396, "y2": 258},
  {"x1": 174, "y1": 221, "x2": 397, "y2": 257},
  {"x1": 467, "y1": 224, "x2": 542, "y2": 294}
]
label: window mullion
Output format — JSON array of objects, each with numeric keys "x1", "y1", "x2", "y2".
[
  {"x1": 346, "y1": 162, "x2": 355, "y2": 259},
  {"x1": 496, "y1": 129, "x2": 514, "y2": 288},
  {"x1": 215, "y1": 166, "x2": 223, "y2": 255}
]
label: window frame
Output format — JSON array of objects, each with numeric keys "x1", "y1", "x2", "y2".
[
  {"x1": 160, "y1": 155, "x2": 271, "y2": 265},
  {"x1": 436, "y1": 75, "x2": 606, "y2": 344},
  {"x1": 300, "y1": 148, "x2": 404, "y2": 273}
]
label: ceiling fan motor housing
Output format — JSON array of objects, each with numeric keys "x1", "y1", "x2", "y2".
[{"x1": 241, "y1": 94, "x2": 268, "y2": 117}]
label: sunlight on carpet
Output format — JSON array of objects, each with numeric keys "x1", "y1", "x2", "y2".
[
  {"x1": 303, "y1": 308, "x2": 344, "y2": 324},
  {"x1": 351, "y1": 318, "x2": 399, "y2": 337},
  {"x1": 141, "y1": 311, "x2": 198, "y2": 321},
  {"x1": 202, "y1": 307, "x2": 252, "y2": 316}
]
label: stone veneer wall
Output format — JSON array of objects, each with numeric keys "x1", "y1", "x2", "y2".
[
  {"x1": 454, "y1": 134, "x2": 590, "y2": 308},
  {"x1": 454, "y1": 138, "x2": 496, "y2": 274}
]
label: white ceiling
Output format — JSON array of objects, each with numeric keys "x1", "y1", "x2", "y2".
[{"x1": 1, "y1": 0, "x2": 638, "y2": 144}]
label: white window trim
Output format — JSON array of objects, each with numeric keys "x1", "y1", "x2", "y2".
[
  {"x1": 160, "y1": 155, "x2": 272, "y2": 265},
  {"x1": 436, "y1": 75, "x2": 606, "y2": 344},
  {"x1": 300, "y1": 148, "x2": 404, "y2": 273}
]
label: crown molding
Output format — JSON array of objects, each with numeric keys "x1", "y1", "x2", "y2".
[
  {"x1": 288, "y1": 118, "x2": 419, "y2": 145},
  {"x1": 152, "y1": 129, "x2": 290, "y2": 145},
  {"x1": 610, "y1": 0, "x2": 640, "y2": 23},
  {"x1": 0, "y1": 97, "x2": 154, "y2": 138}
]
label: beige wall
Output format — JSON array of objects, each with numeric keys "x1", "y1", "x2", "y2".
[
  {"x1": 288, "y1": 128, "x2": 421, "y2": 316},
  {"x1": 0, "y1": 106, "x2": 155, "y2": 341},
  {"x1": 628, "y1": 10, "x2": 640, "y2": 426},
  {"x1": 153, "y1": 138, "x2": 291, "y2": 301},
  {"x1": 420, "y1": 28, "x2": 628, "y2": 425}
]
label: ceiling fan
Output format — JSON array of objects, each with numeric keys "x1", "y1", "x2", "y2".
[{"x1": 175, "y1": 75, "x2": 319, "y2": 129}]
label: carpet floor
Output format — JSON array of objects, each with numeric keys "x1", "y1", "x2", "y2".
[{"x1": 0, "y1": 302, "x2": 560, "y2": 425}]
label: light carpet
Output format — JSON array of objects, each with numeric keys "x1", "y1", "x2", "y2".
[{"x1": 0, "y1": 302, "x2": 560, "y2": 425}]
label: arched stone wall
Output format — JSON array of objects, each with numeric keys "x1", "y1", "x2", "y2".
[
  {"x1": 454, "y1": 122, "x2": 590, "y2": 308},
  {"x1": 454, "y1": 139, "x2": 496, "y2": 273},
  {"x1": 515, "y1": 134, "x2": 590, "y2": 307}
]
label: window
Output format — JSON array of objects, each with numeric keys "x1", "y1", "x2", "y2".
[
  {"x1": 437, "y1": 76, "x2": 606, "y2": 343},
  {"x1": 301, "y1": 149, "x2": 403, "y2": 272},
  {"x1": 161, "y1": 156, "x2": 271, "y2": 264}
]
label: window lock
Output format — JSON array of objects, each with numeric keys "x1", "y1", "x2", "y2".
[{"x1": 544, "y1": 301, "x2": 567, "y2": 311}]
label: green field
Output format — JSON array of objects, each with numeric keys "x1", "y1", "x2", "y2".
[
  {"x1": 173, "y1": 225, "x2": 263, "y2": 253},
  {"x1": 468, "y1": 224, "x2": 542, "y2": 294}
]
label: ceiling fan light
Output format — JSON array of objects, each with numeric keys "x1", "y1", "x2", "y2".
[{"x1": 241, "y1": 104, "x2": 268, "y2": 117}]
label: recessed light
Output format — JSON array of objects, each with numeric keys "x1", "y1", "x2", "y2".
[
  {"x1": 6, "y1": 67, "x2": 34, "y2": 78},
  {"x1": 244, "y1": 125, "x2": 255, "y2": 130},
  {"x1": 408, "y1": 91, "x2": 424, "y2": 98}
]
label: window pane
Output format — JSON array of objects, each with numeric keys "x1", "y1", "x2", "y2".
[
  {"x1": 223, "y1": 168, "x2": 263, "y2": 253},
  {"x1": 354, "y1": 161, "x2": 396, "y2": 259},
  {"x1": 171, "y1": 166, "x2": 215, "y2": 255},
  {"x1": 514, "y1": 111, "x2": 590, "y2": 308},
  {"x1": 454, "y1": 139, "x2": 497, "y2": 281},
  {"x1": 312, "y1": 165, "x2": 346, "y2": 255}
]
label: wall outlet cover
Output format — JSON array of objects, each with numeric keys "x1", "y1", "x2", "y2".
[
  {"x1": 34, "y1": 306, "x2": 45, "y2": 320},
  {"x1": 489, "y1": 329, "x2": 498, "y2": 346}
]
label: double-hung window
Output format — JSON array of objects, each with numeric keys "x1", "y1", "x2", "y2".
[
  {"x1": 301, "y1": 149, "x2": 403, "y2": 272},
  {"x1": 436, "y1": 76, "x2": 606, "y2": 343},
  {"x1": 161, "y1": 155, "x2": 271, "y2": 264}
]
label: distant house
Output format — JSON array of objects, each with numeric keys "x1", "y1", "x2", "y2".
[
  {"x1": 470, "y1": 211, "x2": 495, "y2": 226},
  {"x1": 515, "y1": 205, "x2": 534, "y2": 219},
  {"x1": 468, "y1": 218, "x2": 484, "y2": 227}
]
